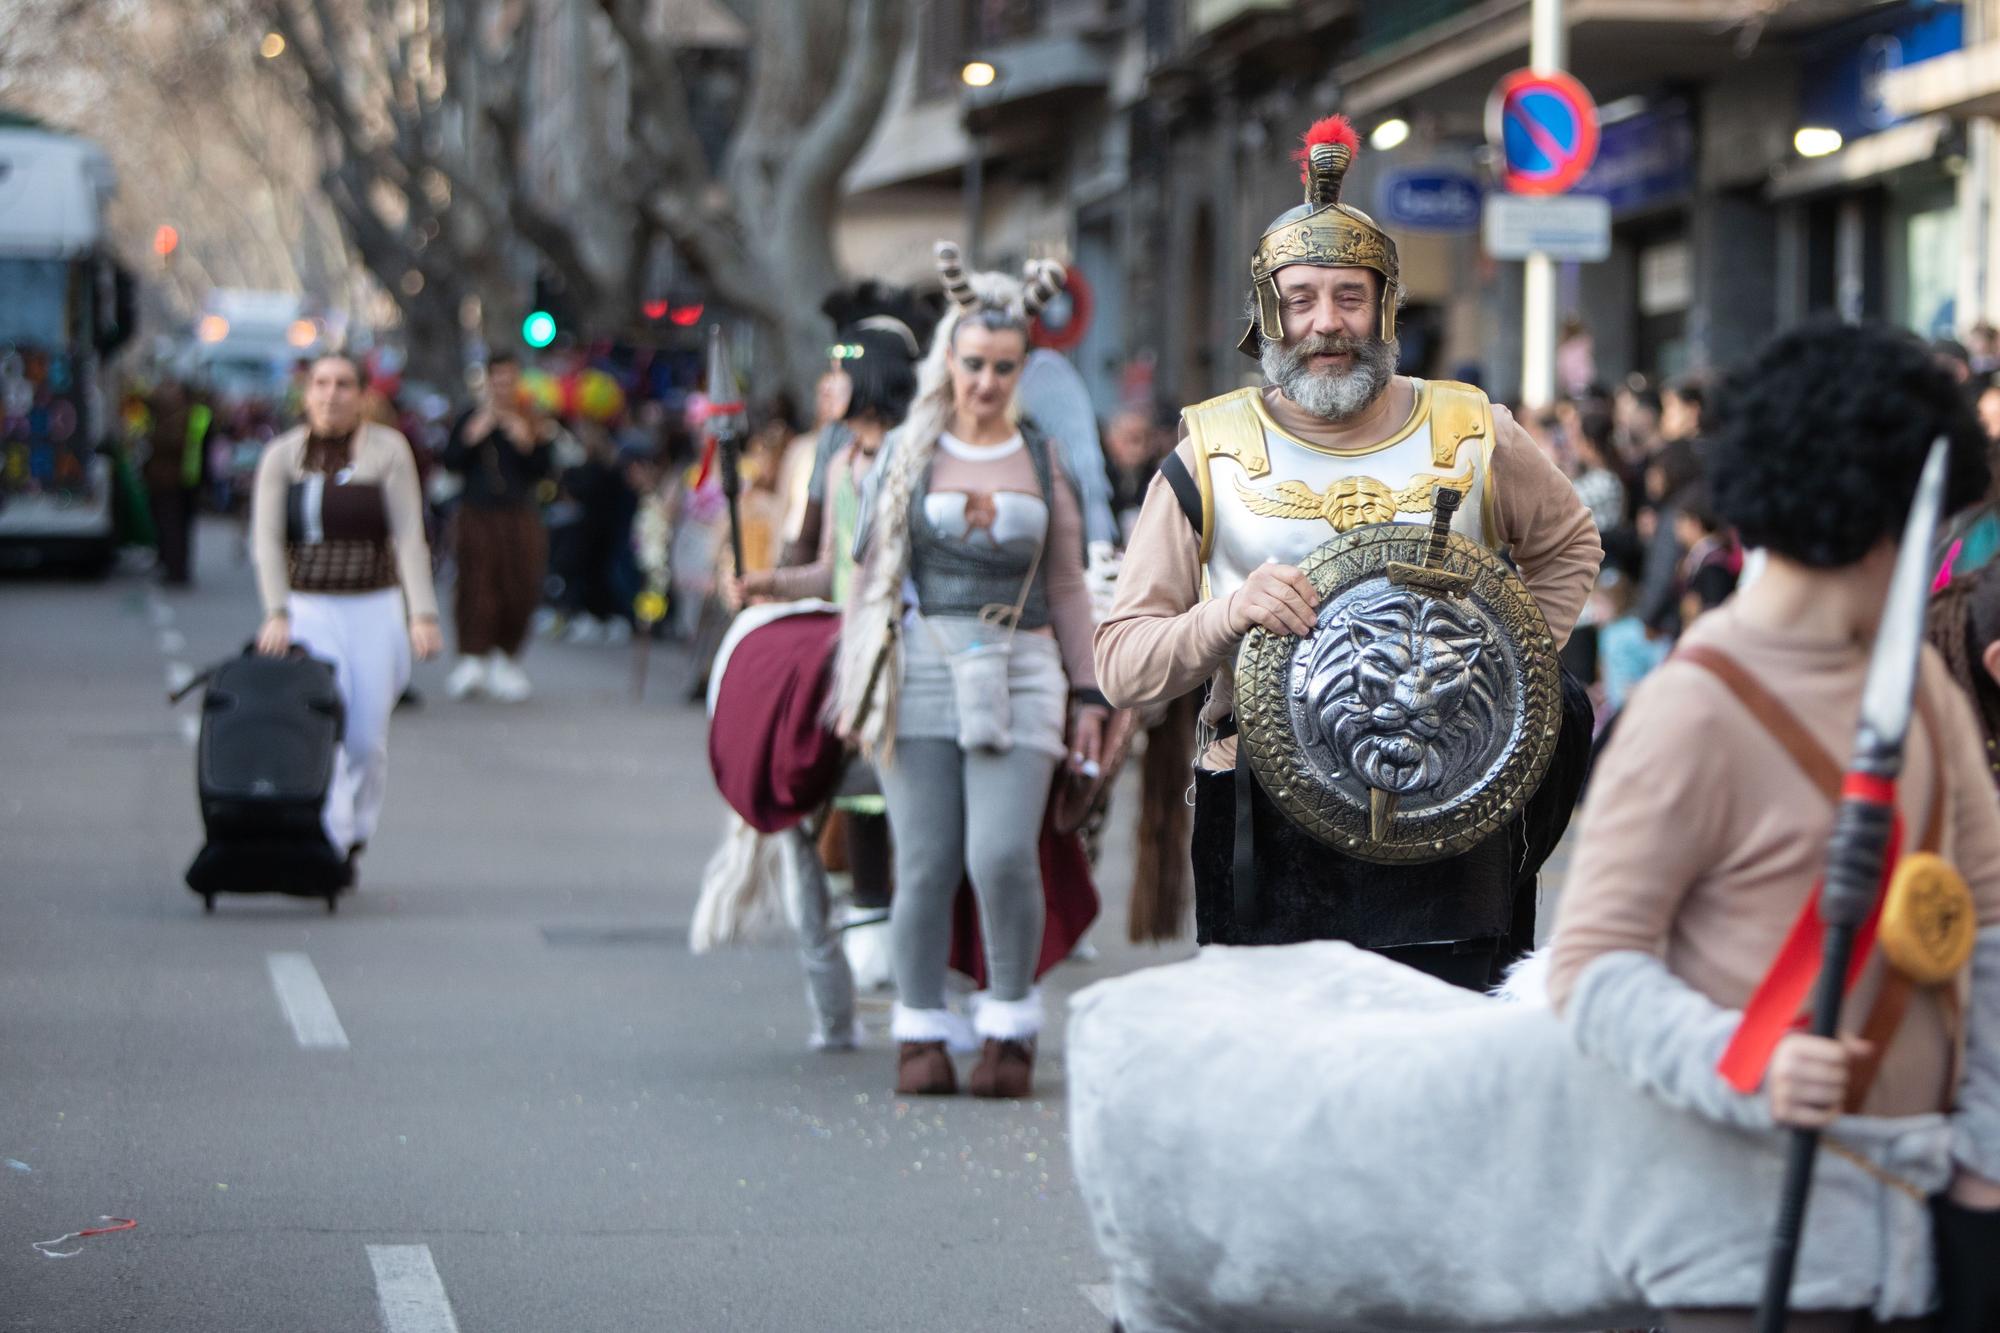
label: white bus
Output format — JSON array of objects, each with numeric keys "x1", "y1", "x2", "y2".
[{"x1": 0, "y1": 123, "x2": 136, "y2": 573}]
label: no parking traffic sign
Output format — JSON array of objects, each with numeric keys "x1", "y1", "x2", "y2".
[{"x1": 1488, "y1": 69, "x2": 1599, "y2": 195}]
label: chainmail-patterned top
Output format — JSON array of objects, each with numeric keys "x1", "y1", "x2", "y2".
[{"x1": 908, "y1": 427, "x2": 1055, "y2": 629}]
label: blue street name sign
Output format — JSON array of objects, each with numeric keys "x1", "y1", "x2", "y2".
[{"x1": 1377, "y1": 168, "x2": 1485, "y2": 234}]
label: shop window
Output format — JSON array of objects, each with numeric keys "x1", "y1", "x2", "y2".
[{"x1": 1900, "y1": 196, "x2": 1959, "y2": 337}]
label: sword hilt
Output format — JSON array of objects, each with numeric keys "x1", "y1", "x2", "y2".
[
  {"x1": 1388, "y1": 487, "x2": 1472, "y2": 595},
  {"x1": 1423, "y1": 487, "x2": 1461, "y2": 569}
]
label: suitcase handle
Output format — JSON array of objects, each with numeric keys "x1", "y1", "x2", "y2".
[{"x1": 168, "y1": 642, "x2": 319, "y2": 706}]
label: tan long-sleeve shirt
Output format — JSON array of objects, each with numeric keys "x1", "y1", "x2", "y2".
[
  {"x1": 1547, "y1": 602, "x2": 2000, "y2": 1117},
  {"x1": 1093, "y1": 381, "x2": 1601, "y2": 767}
]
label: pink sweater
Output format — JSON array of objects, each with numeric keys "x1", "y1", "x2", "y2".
[{"x1": 1549, "y1": 602, "x2": 2000, "y2": 1117}]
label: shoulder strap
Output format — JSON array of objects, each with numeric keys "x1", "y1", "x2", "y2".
[
  {"x1": 1018, "y1": 423, "x2": 1055, "y2": 503},
  {"x1": 1677, "y1": 643, "x2": 1947, "y2": 851},
  {"x1": 1913, "y1": 686, "x2": 1946, "y2": 854},
  {"x1": 1675, "y1": 644, "x2": 1842, "y2": 801},
  {"x1": 1159, "y1": 452, "x2": 1203, "y2": 538}
]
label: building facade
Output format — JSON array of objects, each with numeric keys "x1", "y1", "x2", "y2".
[{"x1": 853, "y1": 0, "x2": 2000, "y2": 420}]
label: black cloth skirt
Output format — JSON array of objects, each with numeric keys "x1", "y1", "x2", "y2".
[{"x1": 1190, "y1": 668, "x2": 1595, "y2": 977}]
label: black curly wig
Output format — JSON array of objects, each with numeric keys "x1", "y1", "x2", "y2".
[
  {"x1": 842, "y1": 326, "x2": 919, "y2": 427},
  {"x1": 1707, "y1": 320, "x2": 1990, "y2": 568}
]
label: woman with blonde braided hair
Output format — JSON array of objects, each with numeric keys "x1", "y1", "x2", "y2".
[{"x1": 830, "y1": 243, "x2": 1109, "y2": 1098}]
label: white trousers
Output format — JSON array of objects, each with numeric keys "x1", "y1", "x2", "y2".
[{"x1": 287, "y1": 589, "x2": 411, "y2": 855}]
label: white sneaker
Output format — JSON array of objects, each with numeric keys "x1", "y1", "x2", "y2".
[
  {"x1": 602, "y1": 618, "x2": 632, "y2": 646},
  {"x1": 486, "y1": 651, "x2": 531, "y2": 702},
  {"x1": 530, "y1": 607, "x2": 563, "y2": 638},
  {"x1": 564, "y1": 616, "x2": 606, "y2": 644},
  {"x1": 444, "y1": 657, "x2": 487, "y2": 700}
]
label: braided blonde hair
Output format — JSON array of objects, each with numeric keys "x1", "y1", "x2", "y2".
[{"x1": 1928, "y1": 564, "x2": 2000, "y2": 791}]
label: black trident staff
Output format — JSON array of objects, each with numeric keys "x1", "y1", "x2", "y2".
[
  {"x1": 705, "y1": 323, "x2": 748, "y2": 580},
  {"x1": 1754, "y1": 437, "x2": 1951, "y2": 1333}
]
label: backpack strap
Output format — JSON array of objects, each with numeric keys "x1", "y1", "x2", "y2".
[{"x1": 1159, "y1": 451, "x2": 1203, "y2": 540}]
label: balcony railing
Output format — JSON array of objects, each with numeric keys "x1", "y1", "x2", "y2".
[
  {"x1": 1355, "y1": 0, "x2": 1479, "y2": 55},
  {"x1": 972, "y1": 0, "x2": 1050, "y2": 45}
]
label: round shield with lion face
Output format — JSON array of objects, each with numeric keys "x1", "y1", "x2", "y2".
[{"x1": 1234, "y1": 524, "x2": 1561, "y2": 865}]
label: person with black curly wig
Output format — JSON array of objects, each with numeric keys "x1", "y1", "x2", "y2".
[{"x1": 1548, "y1": 320, "x2": 2000, "y2": 1332}]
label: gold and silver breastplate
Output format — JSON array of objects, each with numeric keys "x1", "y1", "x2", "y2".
[{"x1": 1189, "y1": 380, "x2": 1500, "y2": 603}]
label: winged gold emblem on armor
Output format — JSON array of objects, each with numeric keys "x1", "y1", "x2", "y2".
[{"x1": 1233, "y1": 465, "x2": 1475, "y2": 533}]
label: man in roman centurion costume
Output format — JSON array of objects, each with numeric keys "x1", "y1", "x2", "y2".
[{"x1": 1096, "y1": 115, "x2": 1600, "y2": 985}]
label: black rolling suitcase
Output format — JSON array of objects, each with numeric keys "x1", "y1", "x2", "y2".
[{"x1": 179, "y1": 647, "x2": 349, "y2": 913}]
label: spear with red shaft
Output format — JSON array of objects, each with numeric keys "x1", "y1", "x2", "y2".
[{"x1": 705, "y1": 324, "x2": 748, "y2": 581}]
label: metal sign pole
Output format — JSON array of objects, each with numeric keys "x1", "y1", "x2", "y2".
[{"x1": 1521, "y1": 0, "x2": 1565, "y2": 409}]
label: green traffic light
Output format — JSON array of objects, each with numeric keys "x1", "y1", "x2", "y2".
[{"x1": 522, "y1": 310, "x2": 557, "y2": 349}]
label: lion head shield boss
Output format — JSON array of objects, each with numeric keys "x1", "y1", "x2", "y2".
[{"x1": 1234, "y1": 489, "x2": 1561, "y2": 865}]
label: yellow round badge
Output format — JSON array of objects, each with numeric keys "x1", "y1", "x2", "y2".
[{"x1": 1880, "y1": 852, "x2": 1976, "y2": 986}]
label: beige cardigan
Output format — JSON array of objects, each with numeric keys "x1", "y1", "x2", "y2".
[{"x1": 251, "y1": 424, "x2": 440, "y2": 623}]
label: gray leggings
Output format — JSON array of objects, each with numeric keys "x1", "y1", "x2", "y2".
[{"x1": 879, "y1": 739, "x2": 1058, "y2": 1010}]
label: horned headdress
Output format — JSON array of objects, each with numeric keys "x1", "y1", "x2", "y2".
[{"x1": 934, "y1": 243, "x2": 1067, "y2": 324}]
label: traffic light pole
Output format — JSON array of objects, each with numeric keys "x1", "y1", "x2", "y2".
[{"x1": 1521, "y1": 0, "x2": 1564, "y2": 409}]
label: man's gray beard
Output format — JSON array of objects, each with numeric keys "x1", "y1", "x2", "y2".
[{"x1": 1262, "y1": 332, "x2": 1398, "y2": 423}]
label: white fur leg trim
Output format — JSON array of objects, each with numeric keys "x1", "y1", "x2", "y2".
[
  {"x1": 892, "y1": 1003, "x2": 973, "y2": 1049},
  {"x1": 973, "y1": 989, "x2": 1045, "y2": 1041}
]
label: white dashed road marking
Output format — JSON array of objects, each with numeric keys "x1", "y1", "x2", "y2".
[
  {"x1": 166, "y1": 661, "x2": 195, "y2": 696},
  {"x1": 157, "y1": 628, "x2": 187, "y2": 655},
  {"x1": 178, "y1": 714, "x2": 200, "y2": 746},
  {"x1": 367, "y1": 1245, "x2": 462, "y2": 1333},
  {"x1": 266, "y1": 953, "x2": 350, "y2": 1050},
  {"x1": 1082, "y1": 1283, "x2": 1116, "y2": 1318}
]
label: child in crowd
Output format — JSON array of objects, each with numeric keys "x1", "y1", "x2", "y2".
[{"x1": 1673, "y1": 486, "x2": 1740, "y2": 630}]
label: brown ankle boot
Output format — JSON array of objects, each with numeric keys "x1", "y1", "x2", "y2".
[
  {"x1": 896, "y1": 1041, "x2": 957, "y2": 1095},
  {"x1": 967, "y1": 1038, "x2": 1035, "y2": 1098}
]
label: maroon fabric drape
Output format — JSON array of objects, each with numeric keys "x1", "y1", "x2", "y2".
[
  {"x1": 707, "y1": 610, "x2": 846, "y2": 834},
  {"x1": 709, "y1": 605, "x2": 1100, "y2": 982},
  {"x1": 948, "y1": 810, "x2": 1100, "y2": 985}
]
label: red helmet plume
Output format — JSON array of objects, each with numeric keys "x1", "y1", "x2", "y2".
[{"x1": 1293, "y1": 115, "x2": 1360, "y2": 185}]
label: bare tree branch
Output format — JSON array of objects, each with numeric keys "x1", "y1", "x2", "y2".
[{"x1": 779, "y1": 0, "x2": 904, "y2": 204}]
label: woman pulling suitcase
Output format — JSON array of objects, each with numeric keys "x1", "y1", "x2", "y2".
[{"x1": 250, "y1": 353, "x2": 443, "y2": 881}]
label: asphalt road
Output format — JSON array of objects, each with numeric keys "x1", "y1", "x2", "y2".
[{"x1": 0, "y1": 521, "x2": 1189, "y2": 1331}]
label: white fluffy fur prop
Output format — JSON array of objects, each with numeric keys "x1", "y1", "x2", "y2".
[
  {"x1": 1068, "y1": 941, "x2": 1955, "y2": 1332},
  {"x1": 688, "y1": 815, "x2": 793, "y2": 953},
  {"x1": 1491, "y1": 942, "x2": 1551, "y2": 1005}
]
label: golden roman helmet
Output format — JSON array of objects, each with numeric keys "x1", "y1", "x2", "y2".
[{"x1": 1238, "y1": 114, "x2": 1401, "y2": 358}]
